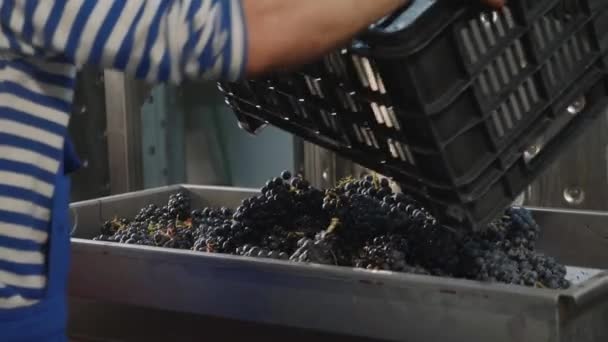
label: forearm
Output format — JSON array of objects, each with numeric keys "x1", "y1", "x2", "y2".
[{"x1": 243, "y1": 0, "x2": 409, "y2": 76}]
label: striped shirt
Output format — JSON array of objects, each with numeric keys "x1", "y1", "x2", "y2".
[{"x1": 0, "y1": 0, "x2": 247, "y2": 309}]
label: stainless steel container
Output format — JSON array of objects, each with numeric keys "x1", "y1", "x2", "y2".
[{"x1": 68, "y1": 185, "x2": 608, "y2": 342}]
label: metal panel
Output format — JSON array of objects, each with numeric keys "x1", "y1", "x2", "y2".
[
  {"x1": 104, "y1": 72, "x2": 149, "y2": 194},
  {"x1": 102, "y1": 71, "x2": 305, "y2": 191},
  {"x1": 140, "y1": 85, "x2": 189, "y2": 188},
  {"x1": 296, "y1": 140, "x2": 368, "y2": 188},
  {"x1": 180, "y1": 81, "x2": 296, "y2": 188},
  {"x1": 181, "y1": 82, "x2": 228, "y2": 186},
  {"x1": 532, "y1": 207, "x2": 608, "y2": 270},
  {"x1": 68, "y1": 186, "x2": 608, "y2": 342},
  {"x1": 68, "y1": 298, "x2": 378, "y2": 342},
  {"x1": 525, "y1": 108, "x2": 608, "y2": 210},
  {"x1": 68, "y1": 67, "x2": 111, "y2": 201}
]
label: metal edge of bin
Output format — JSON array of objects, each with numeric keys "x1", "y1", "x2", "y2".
[
  {"x1": 70, "y1": 238, "x2": 605, "y2": 341},
  {"x1": 68, "y1": 185, "x2": 608, "y2": 341},
  {"x1": 67, "y1": 244, "x2": 608, "y2": 341},
  {"x1": 530, "y1": 207, "x2": 608, "y2": 270},
  {"x1": 556, "y1": 272, "x2": 608, "y2": 341}
]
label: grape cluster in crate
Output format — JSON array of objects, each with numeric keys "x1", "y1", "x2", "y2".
[{"x1": 94, "y1": 172, "x2": 569, "y2": 289}]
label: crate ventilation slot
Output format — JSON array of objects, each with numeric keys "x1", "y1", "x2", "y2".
[
  {"x1": 553, "y1": 0, "x2": 584, "y2": 19},
  {"x1": 337, "y1": 89, "x2": 359, "y2": 112},
  {"x1": 388, "y1": 138, "x2": 416, "y2": 165},
  {"x1": 352, "y1": 55, "x2": 387, "y2": 94},
  {"x1": 491, "y1": 78, "x2": 540, "y2": 137},
  {"x1": 544, "y1": 32, "x2": 592, "y2": 86},
  {"x1": 370, "y1": 102, "x2": 401, "y2": 131},
  {"x1": 353, "y1": 124, "x2": 380, "y2": 149},
  {"x1": 323, "y1": 50, "x2": 349, "y2": 78},
  {"x1": 304, "y1": 75, "x2": 325, "y2": 99},
  {"x1": 319, "y1": 109, "x2": 340, "y2": 132},
  {"x1": 266, "y1": 89, "x2": 280, "y2": 107},
  {"x1": 534, "y1": 3, "x2": 585, "y2": 50},
  {"x1": 461, "y1": 6, "x2": 516, "y2": 65},
  {"x1": 478, "y1": 39, "x2": 528, "y2": 95},
  {"x1": 288, "y1": 98, "x2": 309, "y2": 119}
]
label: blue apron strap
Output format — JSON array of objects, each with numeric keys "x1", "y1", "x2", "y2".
[
  {"x1": 46, "y1": 162, "x2": 71, "y2": 296},
  {"x1": 33, "y1": 138, "x2": 76, "y2": 340},
  {"x1": 31, "y1": 140, "x2": 75, "y2": 341},
  {"x1": 0, "y1": 148, "x2": 72, "y2": 341},
  {"x1": 46, "y1": 137, "x2": 77, "y2": 297}
]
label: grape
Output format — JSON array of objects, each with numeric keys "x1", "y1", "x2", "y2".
[
  {"x1": 354, "y1": 234, "x2": 410, "y2": 271},
  {"x1": 167, "y1": 192, "x2": 191, "y2": 220},
  {"x1": 281, "y1": 170, "x2": 292, "y2": 180},
  {"x1": 237, "y1": 245, "x2": 290, "y2": 260}
]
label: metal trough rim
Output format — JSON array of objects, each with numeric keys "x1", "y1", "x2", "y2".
[{"x1": 69, "y1": 184, "x2": 608, "y2": 297}]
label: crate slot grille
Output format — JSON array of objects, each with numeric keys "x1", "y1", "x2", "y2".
[
  {"x1": 380, "y1": 105, "x2": 394, "y2": 129},
  {"x1": 323, "y1": 51, "x2": 349, "y2": 77},
  {"x1": 371, "y1": 102, "x2": 384, "y2": 125},
  {"x1": 370, "y1": 102, "x2": 402, "y2": 131},
  {"x1": 329, "y1": 113, "x2": 339, "y2": 132},
  {"x1": 543, "y1": 31, "x2": 593, "y2": 87},
  {"x1": 267, "y1": 91, "x2": 280, "y2": 107},
  {"x1": 353, "y1": 124, "x2": 364, "y2": 143},
  {"x1": 491, "y1": 78, "x2": 541, "y2": 138},
  {"x1": 320, "y1": 109, "x2": 331, "y2": 128},
  {"x1": 304, "y1": 75, "x2": 325, "y2": 98},
  {"x1": 352, "y1": 54, "x2": 387, "y2": 94},
  {"x1": 287, "y1": 97, "x2": 306, "y2": 119},
  {"x1": 318, "y1": 110, "x2": 340, "y2": 133},
  {"x1": 533, "y1": 4, "x2": 585, "y2": 51},
  {"x1": 368, "y1": 129, "x2": 380, "y2": 149},
  {"x1": 387, "y1": 107, "x2": 401, "y2": 131},
  {"x1": 388, "y1": 138, "x2": 416, "y2": 165},
  {"x1": 337, "y1": 89, "x2": 359, "y2": 112},
  {"x1": 353, "y1": 124, "x2": 381, "y2": 149},
  {"x1": 298, "y1": 99, "x2": 309, "y2": 119},
  {"x1": 477, "y1": 38, "x2": 528, "y2": 96},
  {"x1": 461, "y1": 6, "x2": 516, "y2": 65}
]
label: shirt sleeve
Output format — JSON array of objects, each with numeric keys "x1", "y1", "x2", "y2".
[{"x1": 0, "y1": 0, "x2": 248, "y2": 83}]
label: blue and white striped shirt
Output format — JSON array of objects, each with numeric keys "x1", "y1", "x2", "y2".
[{"x1": 0, "y1": 0, "x2": 247, "y2": 309}]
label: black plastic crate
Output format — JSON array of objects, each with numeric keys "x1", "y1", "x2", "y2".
[{"x1": 219, "y1": 0, "x2": 608, "y2": 229}]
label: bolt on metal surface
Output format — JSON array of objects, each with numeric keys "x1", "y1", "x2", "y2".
[
  {"x1": 480, "y1": 11, "x2": 499, "y2": 27},
  {"x1": 563, "y1": 187, "x2": 585, "y2": 205},
  {"x1": 567, "y1": 96, "x2": 586, "y2": 115},
  {"x1": 524, "y1": 144, "x2": 542, "y2": 162}
]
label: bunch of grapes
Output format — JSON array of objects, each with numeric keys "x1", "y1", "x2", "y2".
[{"x1": 94, "y1": 171, "x2": 570, "y2": 289}]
